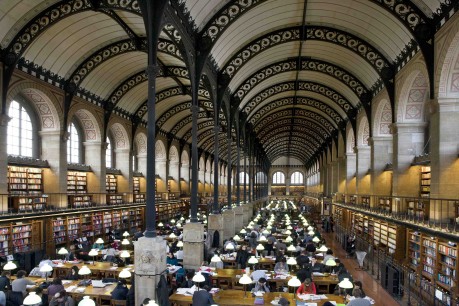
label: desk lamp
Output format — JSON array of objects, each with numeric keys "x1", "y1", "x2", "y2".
[
  {"x1": 78, "y1": 296, "x2": 96, "y2": 306},
  {"x1": 95, "y1": 238, "x2": 104, "y2": 244},
  {"x1": 338, "y1": 277, "x2": 354, "y2": 296},
  {"x1": 325, "y1": 258, "x2": 337, "y2": 273},
  {"x1": 119, "y1": 268, "x2": 132, "y2": 279},
  {"x1": 285, "y1": 230, "x2": 292, "y2": 235},
  {"x1": 120, "y1": 250, "x2": 130, "y2": 259},
  {"x1": 23, "y1": 292, "x2": 42, "y2": 305},
  {"x1": 211, "y1": 254, "x2": 222, "y2": 264},
  {"x1": 146, "y1": 301, "x2": 159, "y2": 306},
  {"x1": 192, "y1": 272, "x2": 205, "y2": 290},
  {"x1": 308, "y1": 230, "x2": 315, "y2": 236},
  {"x1": 39, "y1": 263, "x2": 53, "y2": 283},
  {"x1": 176, "y1": 240, "x2": 184, "y2": 248},
  {"x1": 240, "y1": 228, "x2": 247, "y2": 235},
  {"x1": 287, "y1": 276, "x2": 301, "y2": 303},
  {"x1": 233, "y1": 234, "x2": 241, "y2": 242},
  {"x1": 123, "y1": 231, "x2": 130, "y2": 238},
  {"x1": 239, "y1": 274, "x2": 252, "y2": 297},
  {"x1": 169, "y1": 232, "x2": 177, "y2": 240},
  {"x1": 58, "y1": 247, "x2": 68, "y2": 261},
  {"x1": 158, "y1": 222, "x2": 164, "y2": 228},
  {"x1": 122, "y1": 239, "x2": 130, "y2": 246},
  {"x1": 285, "y1": 236, "x2": 293, "y2": 243},
  {"x1": 287, "y1": 256, "x2": 297, "y2": 272},
  {"x1": 262, "y1": 229, "x2": 270, "y2": 236},
  {"x1": 259, "y1": 235, "x2": 267, "y2": 242},
  {"x1": 318, "y1": 245, "x2": 328, "y2": 253},
  {"x1": 312, "y1": 236, "x2": 320, "y2": 243},
  {"x1": 286, "y1": 225, "x2": 293, "y2": 230},
  {"x1": 248, "y1": 256, "x2": 258, "y2": 266},
  {"x1": 3, "y1": 261, "x2": 17, "y2": 271},
  {"x1": 225, "y1": 243, "x2": 235, "y2": 252},
  {"x1": 88, "y1": 249, "x2": 98, "y2": 265},
  {"x1": 78, "y1": 265, "x2": 92, "y2": 279},
  {"x1": 256, "y1": 244, "x2": 264, "y2": 257}
]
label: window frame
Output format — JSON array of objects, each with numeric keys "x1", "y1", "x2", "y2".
[
  {"x1": 290, "y1": 171, "x2": 304, "y2": 185},
  {"x1": 67, "y1": 120, "x2": 84, "y2": 164},
  {"x1": 272, "y1": 171, "x2": 285, "y2": 185}
]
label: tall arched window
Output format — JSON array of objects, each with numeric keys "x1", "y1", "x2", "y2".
[
  {"x1": 106, "y1": 137, "x2": 113, "y2": 168},
  {"x1": 67, "y1": 123, "x2": 80, "y2": 163},
  {"x1": 239, "y1": 172, "x2": 249, "y2": 184},
  {"x1": 272, "y1": 171, "x2": 285, "y2": 184},
  {"x1": 291, "y1": 171, "x2": 304, "y2": 185},
  {"x1": 7, "y1": 100, "x2": 33, "y2": 157}
]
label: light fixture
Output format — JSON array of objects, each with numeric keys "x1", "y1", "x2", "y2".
[
  {"x1": 287, "y1": 276, "x2": 302, "y2": 303},
  {"x1": 225, "y1": 243, "x2": 235, "y2": 251},
  {"x1": 262, "y1": 229, "x2": 269, "y2": 235},
  {"x1": 285, "y1": 230, "x2": 292, "y2": 235},
  {"x1": 88, "y1": 249, "x2": 98, "y2": 265},
  {"x1": 239, "y1": 274, "x2": 253, "y2": 297},
  {"x1": 146, "y1": 301, "x2": 159, "y2": 306},
  {"x1": 286, "y1": 225, "x2": 292, "y2": 230},
  {"x1": 211, "y1": 254, "x2": 222, "y2": 263},
  {"x1": 119, "y1": 268, "x2": 132, "y2": 279},
  {"x1": 95, "y1": 238, "x2": 104, "y2": 244},
  {"x1": 169, "y1": 233, "x2": 177, "y2": 239},
  {"x1": 259, "y1": 235, "x2": 267, "y2": 242},
  {"x1": 23, "y1": 292, "x2": 42, "y2": 305},
  {"x1": 176, "y1": 222, "x2": 182, "y2": 228},
  {"x1": 78, "y1": 296, "x2": 96, "y2": 306},
  {"x1": 58, "y1": 247, "x2": 68, "y2": 255},
  {"x1": 122, "y1": 231, "x2": 130, "y2": 237},
  {"x1": 338, "y1": 278, "x2": 354, "y2": 289},
  {"x1": 180, "y1": 217, "x2": 185, "y2": 221},
  {"x1": 248, "y1": 256, "x2": 258, "y2": 265},
  {"x1": 3, "y1": 261, "x2": 17, "y2": 271},
  {"x1": 318, "y1": 245, "x2": 328, "y2": 252},
  {"x1": 308, "y1": 230, "x2": 315, "y2": 236},
  {"x1": 286, "y1": 257, "x2": 297, "y2": 266},
  {"x1": 39, "y1": 263, "x2": 53, "y2": 282},
  {"x1": 233, "y1": 234, "x2": 241, "y2": 241},
  {"x1": 312, "y1": 236, "x2": 320, "y2": 243},
  {"x1": 121, "y1": 239, "x2": 130, "y2": 245},
  {"x1": 170, "y1": 219, "x2": 176, "y2": 224},
  {"x1": 78, "y1": 265, "x2": 92, "y2": 277},
  {"x1": 256, "y1": 244, "x2": 264, "y2": 252},
  {"x1": 307, "y1": 226, "x2": 313, "y2": 231},
  {"x1": 120, "y1": 250, "x2": 130, "y2": 258},
  {"x1": 192, "y1": 272, "x2": 206, "y2": 290},
  {"x1": 285, "y1": 236, "x2": 293, "y2": 243},
  {"x1": 287, "y1": 244, "x2": 296, "y2": 252},
  {"x1": 158, "y1": 222, "x2": 164, "y2": 227},
  {"x1": 325, "y1": 258, "x2": 337, "y2": 267},
  {"x1": 176, "y1": 241, "x2": 184, "y2": 248}
]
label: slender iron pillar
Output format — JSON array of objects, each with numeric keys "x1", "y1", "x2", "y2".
[{"x1": 213, "y1": 125, "x2": 220, "y2": 214}]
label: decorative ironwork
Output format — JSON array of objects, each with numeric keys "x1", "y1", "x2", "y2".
[
  {"x1": 201, "y1": 0, "x2": 266, "y2": 42},
  {"x1": 163, "y1": 24, "x2": 182, "y2": 44},
  {"x1": 156, "y1": 100, "x2": 213, "y2": 128},
  {"x1": 260, "y1": 129, "x2": 322, "y2": 149},
  {"x1": 254, "y1": 117, "x2": 331, "y2": 140},
  {"x1": 136, "y1": 87, "x2": 185, "y2": 118},
  {"x1": 170, "y1": 112, "x2": 210, "y2": 135},
  {"x1": 166, "y1": 66, "x2": 189, "y2": 78},
  {"x1": 258, "y1": 123, "x2": 326, "y2": 143},
  {"x1": 265, "y1": 139, "x2": 315, "y2": 156},
  {"x1": 183, "y1": 121, "x2": 215, "y2": 141},
  {"x1": 108, "y1": 70, "x2": 148, "y2": 106},
  {"x1": 223, "y1": 25, "x2": 391, "y2": 78},
  {"x1": 235, "y1": 58, "x2": 368, "y2": 101},
  {"x1": 157, "y1": 38, "x2": 183, "y2": 59}
]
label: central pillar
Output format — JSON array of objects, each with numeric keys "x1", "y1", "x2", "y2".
[
  {"x1": 233, "y1": 205, "x2": 244, "y2": 232},
  {"x1": 207, "y1": 213, "x2": 224, "y2": 247},
  {"x1": 242, "y1": 204, "x2": 250, "y2": 225},
  {"x1": 134, "y1": 236, "x2": 167, "y2": 304},
  {"x1": 183, "y1": 222, "x2": 205, "y2": 270},
  {"x1": 222, "y1": 209, "x2": 235, "y2": 241}
]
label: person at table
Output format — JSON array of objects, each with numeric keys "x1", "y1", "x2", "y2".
[
  {"x1": 350, "y1": 281, "x2": 366, "y2": 297},
  {"x1": 174, "y1": 247, "x2": 183, "y2": 262},
  {"x1": 330, "y1": 258, "x2": 345, "y2": 275},
  {"x1": 92, "y1": 240, "x2": 104, "y2": 250},
  {"x1": 65, "y1": 265, "x2": 80, "y2": 281},
  {"x1": 192, "y1": 285, "x2": 215, "y2": 306},
  {"x1": 274, "y1": 257, "x2": 289, "y2": 274},
  {"x1": 11, "y1": 270, "x2": 36, "y2": 306},
  {"x1": 251, "y1": 267, "x2": 268, "y2": 281},
  {"x1": 166, "y1": 252, "x2": 179, "y2": 266},
  {"x1": 323, "y1": 249, "x2": 335, "y2": 265},
  {"x1": 0, "y1": 271, "x2": 11, "y2": 292},
  {"x1": 65, "y1": 246, "x2": 78, "y2": 261},
  {"x1": 305, "y1": 240, "x2": 316, "y2": 254},
  {"x1": 0, "y1": 290, "x2": 5, "y2": 306},
  {"x1": 296, "y1": 250, "x2": 310, "y2": 268},
  {"x1": 47, "y1": 278, "x2": 65, "y2": 300},
  {"x1": 105, "y1": 243, "x2": 117, "y2": 262},
  {"x1": 309, "y1": 257, "x2": 324, "y2": 273},
  {"x1": 346, "y1": 288, "x2": 371, "y2": 306},
  {"x1": 250, "y1": 277, "x2": 270, "y2": 293},
  {"x1": 49, "y1": 290, "x2": 75, "y2": 306},
  {"x1": 111, "y1": 279, "x2": 129, "y2": 300},
  {"x1": 133, "y1": 227, "x2": 144, "y2": 241},
  {"x1": 296, "y1": 278, "x2": 317, "y2": 295},
  {"x1": 180, "y1": 271, "x2": 195, "y2": 288},
  {"x1": 275, "y1": 239, "x2": 287, "y2": 252},
  {"x1": 236, "y1": 245, "x2": 250, "y2": 269},
  {"x1": 296, "y1": 265, "x2": 312, "y2": 283}
]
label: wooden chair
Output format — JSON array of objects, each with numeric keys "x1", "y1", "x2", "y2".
[{"x1": 111, "y1": 300, "x2": 127, "y2": 306}]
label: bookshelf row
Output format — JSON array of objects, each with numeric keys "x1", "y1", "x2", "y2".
[{"x1": 0, "y1": 220, "x2": 43, "y2": 256}]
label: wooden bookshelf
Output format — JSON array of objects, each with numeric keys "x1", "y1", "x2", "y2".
[
  {"x1": 407, "y1": 230, "x2": 422, "y2": 271},
  {"x1": 11, "y1": 195, "x2": 47, "y2": 212},
  {"x1": 133, "y1": 177, "x2": 145, "y2": 203},
  {"x1": 92, "y1": 212, "x2": 103, "y2": 236},
  {"x1": 67, "y1": 171, "x2": 88, "y2": 194},
  {"x1": 129, "y1": 208, "x2": 144, "y2": 232},
  {"x1": 378, "y1": 197, "x2": 391, "y2": 212},
  {"x1": 420, "y1": 166, "x2": 431, "y2": 198},
  {"x1": 12, "y1": 221, "x2": 41, "y2": 253},
  {"x1": 407, "y1": 200, "x2": 429, "y2": 219},
  {"x1": 81, "y1": 214, "x2": 93, "y2": 237},
  {"x1": 68, "y1": 195, "x2": 92, "y2": 208},
  {"x1": 0, "y1": 226, "x2": 9, "y2": 256},
  {"x1": 106, "y1": 194, "x2": 123, "y2": 205},
  {"x1": 106, "y1": 174, "x2": 117, "y2": 193},
  {"x1": 362, "y1": 196, "x2": 370, "y2": 206},
  {"x1": 7, "y1": 166, "x2": 43, "y2": 195},
  {"x1": 103, "y1": 212, "x2": 112, "y2": 234},
  {"x1": 112, "y1": 211, "x2": 121, "y2": 230},
  {"x1": 67, "y1": 216, "x2": 80, "y2": 241}
]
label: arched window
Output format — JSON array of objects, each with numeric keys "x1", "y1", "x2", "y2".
[
  {"x1": 106, "y1": 137, "x2": 113, "y2": 168},
  {"x1": 7, "y1": 100, "x2": 33, "y2": 157},
  {"x1": 132, "y1": 154, "x2": 137, "y2": 172},
  {"x1": 239, "y1": 172, "x2": 249, "y2": 184},
  {"x1": 67, "y1": 123, "x2": 80, "y2": 163},
  {"x1": 291, "y1": 171, "x2": 304, "y2": 185},
  {"x1": 272, "y1": 171, "x2": 285, "y2": 184}
]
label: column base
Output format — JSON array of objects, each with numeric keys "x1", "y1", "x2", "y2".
[{"x1": 183, "y1": 223, "x2": 205, "y2": 271}]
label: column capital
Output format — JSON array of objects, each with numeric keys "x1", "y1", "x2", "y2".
[
  {"x1": 434, "y1": 98, "x2": 459, "y2": 113},
  {"x1": 369, "y1": 136, "x2": 392, "y2": 145},
  {"x1": 0, "y1": 114, "x2": 11, "y2": 127},
  {"x1": 390, "y1": 122, "x2": 427, "y2": 134}
]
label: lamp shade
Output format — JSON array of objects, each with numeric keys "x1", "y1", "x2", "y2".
[
  {"x1": 170, "y1": 219, "x2": 176, "y2": 224},
  {"x1": 211, "y1": 254, "x2": 222, "y2": 263},
  {"x1": 262, "y1": 229, "x2": 269, "y2": 235},
  {"x1": 169, "y1": 233, "x2": 177, "y2": 239},
  {"x1": 225, "y1": 243, "x2": 235, "y2": 251},
  {"x1": 240, "y1": 228, "x2": 247, "y2": 234},
  {"x1": 39, "y1": 263, "x2": 53, "y2": 273},
  {"x1": 285, "y1": 230, "x2": 292, "y2": 235},
  {"x1": 78, "y1": 296, "x2": 96, "y2": 306},
  {"x1": 147, "y1": 301, "x2": 159, "y2": 306},
  {"x1": 120, "y1": 250, "x2": 130, "y2": 258},
  {"x1": 23, "y1": 292, "x2": 42, "y2": 305},
  {"x1": 57, "y1": 247, "x2": 68, "y2": 255},
  {"x1": 307, "y1": 226, "x2": 314, "y2": 231},
  {"x1": 88, "y1": 249, "x2": 98, "y2": 257},
  {"x1": 285, "y1": 236, "x2": 293, "y2": 243},
  {"x1": 287, "y1": 276, "x2": 301, "y2": 287},
  {"x1": 78, "y1": 265, "x2": 91, "y2": 275},
  {"x1": 286, "y1": 257, "x2": 297, "y2": 266},
  {"x1": 122, "y1": 239, "x2": 130, "y2": 245},
  {"x1": 318, "y1": 245, "x2": 328, "y2": 252},
  {"x1": 256, "y1": 244, "x2": 264, "y2": 251},
  {"x1": 287, "y1": 245, "x2": 296, "y2": 252},
  {"x1": 233, "y1": 235, "x2": 241, "y2": 241},
  {"x1": 325, "y1": 258, "x2": 337, "y2": 267},
  {"x1": 192, "y1": 272, "x2": 205, "y2": 283},
  {"x1": 122, "y1": 231, "x2": 130, "y2": 237},
  {"x1": 176, "y1": 241, "x2": 184, "y2": 248},
  {"x1": 119, "y1": 268, "x2": 132, "y2": 278},
  {"x1": 259, "y1": 235, "x2": 267, "y2": 242},
  {"x1": 339, "y1": 278, "x2": 354, "y2": 289},
  {"x1": 3, "y1": 261, "x2": 17, "y2": 270},
  {"x1": 239, "y1": 274, "x2": 252, "y2": 285},
  {"x1": 308, "y1": 230, "x2": 315, "y2": 236},
  {"x1": 158, "y1": 222, "x2": 164, "y2": 227},
  {"x1": 286, "y1": 225, "x2": 293, "y2": 230},
  {"x1": 95, "y1": 238, "x2": 104, "y2": 244},
  {"x1": 248, "y1": 256, "x2": 258, "y2": 265},
  {"x1": 312, "y1": 236, "x2": 320, "y2": 243}
]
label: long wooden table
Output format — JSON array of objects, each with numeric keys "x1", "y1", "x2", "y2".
[
  {"x1": 52, "y1": 262, "x2": 134, "y2": 279},
  {"x1": 169, "y1": 290, "x2": 345, "y2": 306}
]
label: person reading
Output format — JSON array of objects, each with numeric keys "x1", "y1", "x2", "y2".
[{"x1": 296, "y1": 278, "x2": 317, "y2": 295}]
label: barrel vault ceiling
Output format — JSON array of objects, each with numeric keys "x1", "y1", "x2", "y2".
[{"x1": 0, "y1": 0, "x2": 453, "y2": 166}]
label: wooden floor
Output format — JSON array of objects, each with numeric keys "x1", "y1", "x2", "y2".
[{"x1": 322, "y1": 231, "x2": 400, "y2": 306}]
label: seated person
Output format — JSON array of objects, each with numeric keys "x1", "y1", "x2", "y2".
[
  {"x1": 250, "y1": 277, "x2": 270, "y2": 293},
  {"x1": 0, "y1": 271, "x2": 11, "y2": 292},
  {"x1": 296, "y1": 278, "x2": 317, "y2": 295},
  {"x1": 251, "y1": 268, "x2": 267, "y2": 282},
  {"x1": 296, "y1": 266, "x2": 312, "y2": 283},
  {"x1": 65, "y1": 266, "x2": 80, "y2": 280},
  {"x1": 111, "y1": 279, "x2": 129, "y2": 300},
  {"x1": 323, "y1": 249, "x2": 334, "y2": 265},
  {"x1": 192, "y1": 285, "x2": 215, "y2": 306},
  {"x1": 47, "y1": 278, "x2": 65, "y2": 300},
  {"x1": 174, "y1": 248, "x2": 184, "y2": 262},
  {"x1": 166, "y1": 252, "x2": 179, "y2": 266},
  {"x1": 296, "y1": 250, "x2": 310, "y2": 268},
  {"x1": 49, "y1": 290, "x2": 74, "y2": 306},
  {"x1": 309, "y1": 258, "x2": 324, "y2": 273},
  {"x1": 330, "y1": 259, "x2": 345, "y2": 275},
  {"x1": 351, "y1": 281, "x2": 366, "y2": 297},
  {"x1": 274, "y1": 257, "x2": 289, "y2": 274},
  {"x1": 11, "y1": 270, "x2": 36, "y2": 306},
  {"x1": 305, "y1": 241, "x2": 316, "y2": 254},
  {"x1": 347, "y1": 288, "x2": 371, "y2": 306},
  {"x1": 105, "y1": 244, "x2": 117, "y2": 262},
  {"x1": 180, "y1": 271, "x2": 195, "y2": 288}
]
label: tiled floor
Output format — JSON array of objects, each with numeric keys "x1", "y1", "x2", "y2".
[{"x1": 322, "y1": 231, "x2": 400, "y2": 306}]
